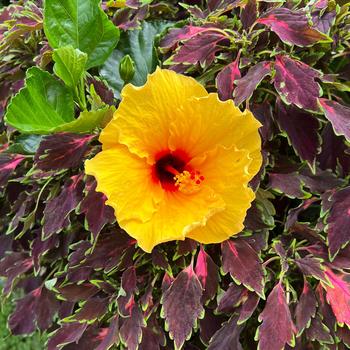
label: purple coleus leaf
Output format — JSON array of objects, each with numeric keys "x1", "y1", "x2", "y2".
[
  {"x1": 73, "y1": 297, "x2": 109, "y2": 322},
  {"x1": 305, "y1": 314, "x2": 333, "y2": 344},
  {"x1": 319, "y1": 98, "x2": 350, "y2": 142},
  {"x1": 172, "y1": 29, "x2": 229, "y2": 67},
  {"x1": 9, "y1": 286, "x2": 59, "y2": 335},
  {"x1": 78, "y1": 177, "x2": 115, "y2": 240},
  {"x1": 195, "y1": 246, "x2": 219, "y2": 303},
  {"x1": 323, "y1": 269, "x2": 350, "y2": 327},
  {"x1": 295, "y1": 280, "x2": 317, "y2": 334},
  {"x1": 257, "y1": 8, "x2": 330, "y2": 47},
  {"x1": 221, "y1": 238, "x2": 265, "y2": 298},
  {"x1": 275, "y1": 100, "x2": 321, "y2": 165},
  {"x1": 234, "y1": 61, "x2": 271, "y2": 106},
  {"x1": 274, "y1": 55, "x2": 321, "y2": 112},
  {"x1": 216, "y1": 53, "x2": 241, "y2": 101},
  {"x1": 119, "y1": 299, "x2": 145, "y2": 350},
  {"x1": 0, "y1": 252, "x2": 33, "y2": 296},
  {"x1": 317, "y1": 124, "x2": 350, "y2": 176},
  {"x1": 238, "y1": 291, "x2": 260, "y2": 324},
  {"x1": 95, "y1": 315, "x2": 119, "y2": 350},
  {"x1": 42, "y1": 175, "x2": 84, "y2": 239},
  {"x1": 0, "y1": 153, "x2": 25, "y2": 187},
  {"x1": 217, "y1": 283, "x2": 245, "y2": 314},
  {"x1": 34, "y1": 133, "x2": 94, "y2": 171},
  {"x1": 47, "y1": 322, "x2": 88, "y2": 350},
  {"x1": 325, "y1": 186, "x2": 350, "y2": 259},
  {"x1": 257, "y1": 283, "x2": 295, "y2": 350},
  {"x1": 207, "y1": 314, "x2": 243, "y2": 350},
  {"x1": 312, "y1": 8, "x2": 336, "y2": 34},
  {"x1": 161, "y1": 263, "x2": 204, "y2": 349}
]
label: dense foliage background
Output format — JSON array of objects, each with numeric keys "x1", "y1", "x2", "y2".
[{"x1": 1, "y1": 0, "x2": 350, "y2": 349}]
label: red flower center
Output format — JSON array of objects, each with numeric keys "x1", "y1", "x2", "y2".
[{"x1": 152, "y1": 149, "x2": 190, "y2": 191}]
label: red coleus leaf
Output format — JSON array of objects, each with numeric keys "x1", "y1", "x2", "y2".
[
  {"x1": 195, "y1": 246, "x2": 219, "y2": 303},
  {"x1": 161, "y1": 263, "x2": 204, "y2": 349},
  {"x1": 34, "y1": 133, "x2": 94, "y2": 171},
  {"x1": 9, "y1": 286, "x2": 59, "y2": 335},
  {"x1": 233, "y1": 61, "x2": 271, "y2": 106},
  {"x1": 172, "y1": 29, "x2": 229, "y2": 67},
  {"x1": 47, "y1": 322, "x2": 88, "y2": 350},
  {"x1": 208, "y1": 0, "x2": 240, "y2": 12},
  {"x1": 78, "y1": 178, "x2": 115, "y2": 239},
  {"x1": 325, "y1": 186, "x2": 350, "y2": 258},
  {"x1": 0, "y1": 153, "x2": 25, "y2": 187},
  {"x1": 319, "y1": 99, "x2": 350, "y2": 142},
  {"x1": 221, "y1": 238, "x2": 265, "y2": 298},
  {"x1": 207, "y1": 314, "x2": 243, "y2": 350},
  {"x1": 257, "y1": 8, "x2": 329, "y2": 46},
  {"x1": 324, "y1": 269, "x2": 350, "y2": 326},
  {"x1": 275, "y1": 100, "x2": 321, "y2": 165},
  {"x1": 257, "y1": 283, "x2": 295, "y2": 350},
  {"x1": 42, "y1": 175, "x2": 84, "y2": 239},
  {"x1": 274, "y1": 55, "x2": 321, "y2": 112},
  {"x1": 119, "y1": 300, "x2": 145, "y2": 350},
  {"x1": 216, "y1": 53, "x2": 241, "y2": 101},
  {"x1": 160, "y1": 25, "x2": 209, "y2": 51},
  {"x1": 295, "y1": 280, "x2": 317, "y2": 334},
  {"x1": 58, "y1": 283, "x2": 99, "y2": 302}
]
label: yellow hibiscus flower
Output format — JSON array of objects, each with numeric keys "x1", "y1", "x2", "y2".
[{"x1": 85, "y1": 68, "x2": 262, "y2": 252}]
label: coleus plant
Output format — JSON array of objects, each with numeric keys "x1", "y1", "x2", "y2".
[{"x1": 0, "y1": 0, "x2": 350, "y2": 349}]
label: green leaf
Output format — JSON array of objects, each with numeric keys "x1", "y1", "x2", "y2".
[
  {"x1": 5, "y1": 67, "x2": 75, "y2": 134},
  {"x1": 44, "y1": 0, "x2": 120, "y2": 69},
  {"x1": 55, "y1": 106, "x2": 115, "y2": 133},
  {"x1": 53, "y1": 46, "x2": 88, "y2": 88},
  {"x1": 100, "y1": 21, "x2": 172, "y2": 98},
  {"x1": 6, "y1": 135, "x2": 43, "y2": 155}
]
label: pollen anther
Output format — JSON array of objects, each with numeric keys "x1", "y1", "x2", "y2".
[{"x1": 174, "y1": 170, "x2": 205, "y2": 194}]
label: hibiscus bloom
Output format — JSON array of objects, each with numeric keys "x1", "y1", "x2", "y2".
[{"x1": 85, "y1": 68, "x2": 262, "y2": 252}]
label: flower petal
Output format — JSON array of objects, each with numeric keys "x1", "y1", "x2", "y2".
[
  {"x1": 84, "y1": 146, "x2": 163, "y2": 223},
  {"x1": 100, "y1": 68, "x2": 208, "y2": 159},
  {"x1": 186, "y1": 184, "x2": 255, "y2": 243},
  {"x1": 168, "y1": 93, "x2": 262, "y2": 175},
  {"x1": 120, "y1": 186, "x2": 225, "y2": 252}
]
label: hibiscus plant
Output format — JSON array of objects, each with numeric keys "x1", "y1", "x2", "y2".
[{"x1": 1, "y1": 0, "x2": 350, "y2": 349}]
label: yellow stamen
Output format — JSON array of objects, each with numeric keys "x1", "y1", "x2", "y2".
[{"x1": 174, "y1": 170, "x2": 205, "y2": 194}]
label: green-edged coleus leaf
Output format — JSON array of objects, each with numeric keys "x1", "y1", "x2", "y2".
[
  {"x1": 323, "y1": 269, "x2": 350, "y2": 327},
  {"x1": 100, "y1": 21, "x2": 171, "y2": 98},
  {"x1": 256, "y1": 283, "x2": 295, "y2": 350},
  {"x1": 5, "y1": 67, "x2": 75, "y2": 133},
  {"x1": 221, "y1": 238, "x2": 265, "y2": 298},
  {"x1": 9, "y1": 286, "x2": 59, "y2": 335},
  {"x1": 161, "y1": 263, "x2": 204, "y2": 350},
  {"x1": 34, "y1": 133, "x2": 94, "y2": 171},
  {"x1": 275, "y1": 100, "x2": 321, "y2": 166},
  {"x1": 44, "y1": 0, "x2": 120, "y2": 69},
  {"x1": 273, "y1": 55, "x2": 322, "y2": 112},
  {"x1": 207, "y1": 315, "x2": 243, "y2": 350},
  {"x1": 53, "y1": 46, "x2": 88, "y2": 88},
  {"x1": 319, "y1": 98, "x2": 350, "y2": 142},
  {"x1": 257, "y1": 8, "x2": 331, "y2": 47},
  {"x1": 324, "y1": 186, "x2": 350, "y2": 259}
]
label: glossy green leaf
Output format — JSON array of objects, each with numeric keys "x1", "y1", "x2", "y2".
[
  {"x1": 5, "y1": 67, "x2": 75, "y2": 134},
  {"x1": 44, "y1": 0, "x2": 120, "y2": 69},
  {"x1": 6, "y1": 135, "x2": 43, "y2": 155},
  {"x1": 100, "y1": 21, "x2": 171, "y2": 98},
  {"x1": 55, "y1": 106, "x2": 115, "y2": 133},
  {"x1": 53, "y1": 46, "x2": 88, "y2": 88}
]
